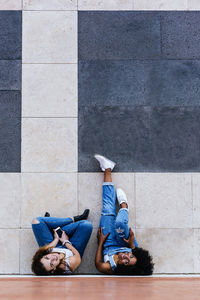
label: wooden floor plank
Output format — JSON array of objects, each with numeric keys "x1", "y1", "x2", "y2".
[{"x1": 0, "y1": 277, "x2": 199, "y2": 300}]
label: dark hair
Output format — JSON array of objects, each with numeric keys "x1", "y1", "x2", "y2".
[
  {"x1": 113, "y1": 247, "x2": 154, "y2": 276},
  {"x1": 31, "y1": 246, "x2": 68, "y2": 276}
]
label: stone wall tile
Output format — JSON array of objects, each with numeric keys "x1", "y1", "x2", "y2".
[
  {"x1": 79, "y1": 11, "x2": 161, "y2": 60},
  {"x1": 0, "y1": 11, "x2": 21, "y2": 59},
  {"x1": 162, "y1": 12, "x2": 200, "y2": 59},
  {"x1": 22, "y1": 64, "x2": 77, "y2": 117},
  {"x1": 23, "y1": 0, "x2": 77, "y2": 10},
  {"x1": 136, "y1": 228, "x2": 194, "y2": 273},
  {"x1": 134, "y1": 0, "x2": 187, "y2": 10},
  {"x1": 136, "y1": 173, "x2": 192, "y2": 228},
  {"x1": 0, "y1": 174, "x2": 21, "y2": 228},
  {"x1": 22, "y1": 118, "x2": 77, "y2": 172},
  {"x1": 23, "y1": 11, "x2": 77, "y2": 63},
  {"x1": 21, "y1": 173, "x2": 78, "y2": 228},
  {"x1": 0, "y1": 229, "x2": 20, "y2": 273}
]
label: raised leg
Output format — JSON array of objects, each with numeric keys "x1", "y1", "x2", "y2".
[
  {"x1": 115, "y1": 206, "x2": 138, "y2": 247},
  {"x1": 99, "y1": 169, "x2": 119, "y2": 249},
  {"x1": 32, "y1": 216, "x2": 73, "y2": 247},
  {"x1": 62, "y1": 220, "x2": 93, "y2": 257}
]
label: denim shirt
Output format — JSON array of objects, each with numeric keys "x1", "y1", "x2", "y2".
[{"x1": 104, "y1": 247, "x2": 132, "y2": 271}]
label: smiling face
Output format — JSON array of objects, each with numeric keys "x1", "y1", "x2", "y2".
[
  {"x1": 117, "y1": 252, "x2": 137, "y2": 266},
  {"x1": 40, "y1": 252, "x2": 62, "y2": 272}
]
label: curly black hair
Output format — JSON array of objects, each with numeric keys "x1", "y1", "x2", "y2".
[{"x1": 113, "y1": 247, "x2": 154, "y2": 276}]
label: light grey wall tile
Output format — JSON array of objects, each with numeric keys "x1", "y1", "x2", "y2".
[
  {"x1": 136, "y1": 228, "x2": 194, "y2": 273},
  {"x1": 78, "y1": 0, "x2": 133, "y2": 10},
  {"x1": 0, "y1": 0, "x2": 22, "y2": 10},
  {"x1": 0, "y1": 174, "x2": 21, "y2": 228},
  {"x1": 194, "y1": 229, "x2": 200, "y2": 273},
  {"x1": 136, "y1": 173, "x2": 192, "y2": 229},
  {"x1": 134, "y1": 0, "x2": 187, "y2": 10},
  {"x1": 21, "y1": 118, "x2": 77, "y2": 172},
  {"x1": 23, "y1": 0, "x2": 77, "y2": 10},
  {"x1": 21, "y1": 173, "x2": 78, "y2": 228},
  {"x1": 188, "y1": 0, "x2": 200, "y2": 10},
  {"x1": 20, "y1": 229, "x2": 38, "y2": 274},
  {"x1": 22, "y1": 64, "x2": 77, "y2": 117},
  {"x1": 0, "y1": 229, "x2": 20, "y2": 273},
  {"x1": 192, "y1": 174, "x2": 200, "y2": 228},
  {"x1": 23, "y1": 11, "x2": 77, "y2": 63}
]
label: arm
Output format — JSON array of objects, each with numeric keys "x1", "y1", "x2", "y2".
[
  {"x1": 60, "y1": 231, "x2": 81, "y2": 272},
  {"x1": 95, "y1": 241, "x2": 112, "y2": 274},
  {"x1": 42, "y1": 231, "x2": 60, "y2": 250},
  {"x1": 123, "y1": 228, "x2": 136, "y2": 249},
  {"x1": 95, "y1": 228, "x2": 113, "y2": 274},
  {"x1": 63, "y1": 242, "x2": 81, "y2": 272}
]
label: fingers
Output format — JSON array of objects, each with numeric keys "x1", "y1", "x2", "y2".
[
  {"x1": 123, "y1": 238, "x2": 129, "y2": 243},
  {"x1": 129, "y1": 227, "x2": 133, "y2": 234},
  {"x1": 105, "y1": 232, "x2": 110, "y2": 239}
]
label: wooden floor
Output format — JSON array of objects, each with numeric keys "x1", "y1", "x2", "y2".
[{"x1": 0, "y1": 277, "x2": 200, "y2": 300}]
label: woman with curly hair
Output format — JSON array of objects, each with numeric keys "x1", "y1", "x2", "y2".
[
  {"x1": 31, "y1": 209, "x2": 92, "y2": 275},
  {"x1": 94, "y1": 154, "x2": 154, "y2": 275}
]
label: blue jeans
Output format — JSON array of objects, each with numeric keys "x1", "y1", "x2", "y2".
[
  {"x1": 32, "y1": 217, "x2": 93, "y2": 258},
  {"x1": 99, "y1": 183, "x2": 138, "y2": 255}
]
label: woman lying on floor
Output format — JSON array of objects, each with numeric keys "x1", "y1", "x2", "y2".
[
  {"x1": 94, "y1": 154, "x2": 154, "y2": 275},
  {"x1": 31, "y1": 210, "x2": 92, "y2": 275}
]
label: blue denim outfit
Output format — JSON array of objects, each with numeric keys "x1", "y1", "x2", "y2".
[
  {"x1": 100, "y1": 183, "x2": 138, "y2": 269},
  {"x1": 32, "y1": 217, "x2": 93, "y2": 258}
]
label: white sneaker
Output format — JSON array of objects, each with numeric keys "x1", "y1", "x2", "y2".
[
  {"x1": 94, "y1": 154, "x2": 116, "y2": 172},
  {"x1": 116, "y1": 188, "x2": 128, "y2": 207}
]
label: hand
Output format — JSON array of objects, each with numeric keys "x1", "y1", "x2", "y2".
[
  {"x1": 97, "y1": 227, "x2": 110, "y2": 245},
  {"x1": 123, "y1": 228, "x2": 135, "y2": 248},
  {"x1": 59, "y1": 231, "x2": 69, "y2": 244},
  {"x1": 53, "y1": 229, "x2": 60, "y2": 241}
]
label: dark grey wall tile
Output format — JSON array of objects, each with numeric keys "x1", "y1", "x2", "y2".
[
  {"x1": 0, "y1": 91, "x2": 21, "y2": 117},
  {"x1": 0, "y1": 60, "x2": 21, "y2": 90},
  {"x1": 0, "y1": 11, "x2": 22, "y2": 60},
  {"x1": 161, "y1": 11, "x2": 200, "y2": 59},
  {"x1": 0, "y1": 91, "x2": 21, "y2": 172},
  {"x1": 146, "y1": 60, "x2": 200, "y2": 106},
  {"x1": 79, "y1": 106, "x2": 200, "y2": 172},
  {"x1": 79, "y1": 60, "x2": 148, "y2": 106},
  {"x1": 150, "y1": 107, "x2": 200, "y2": 171},
  {"x1": 78, "y1": 11, "x2": 161, "y2": 60},
  {"x1": 79, "y1": 60, "x2": 200, "y2": 107},
  {"x1": 79, "y1": 106, "x2": 153, "y2": 172}
]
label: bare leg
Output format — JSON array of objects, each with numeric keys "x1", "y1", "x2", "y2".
[{"x1": 104, "y1": 168, "x2": 112, "y2": 182}]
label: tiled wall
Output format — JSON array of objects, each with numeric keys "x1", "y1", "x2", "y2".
[
  {"x1": 79, "y1": 11, "x2": 200, "y2": 172},
  {"x1": 0, "y1": 0, "x2": 200, "y2": 275}
]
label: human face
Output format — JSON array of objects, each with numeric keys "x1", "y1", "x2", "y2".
[
  {"x1": 117, "y1": 252, "x2": 137, "y2": 266},
  {"x1": 40, "y1": 253, "x2": 61, "y2": 272}
]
